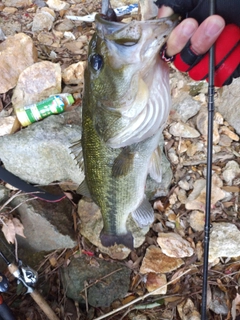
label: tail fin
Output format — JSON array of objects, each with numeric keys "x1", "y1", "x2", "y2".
[{"x1": 100, "y1": 230, "x2": 134, "y2": 250}]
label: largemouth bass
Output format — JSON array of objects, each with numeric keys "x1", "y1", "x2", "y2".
[{"x1": 78, "y1": 14, "x2": 177, "y2": 250}]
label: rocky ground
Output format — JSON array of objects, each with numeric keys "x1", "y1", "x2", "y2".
[{"x1": 0, "y1": 0, "x2": 240, "y2": 319}]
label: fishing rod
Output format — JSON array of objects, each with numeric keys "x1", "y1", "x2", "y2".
[
  {"x1": 0, "y1": 250, "x2": 60, "y2": 320},
  {"x1": 201, "y1": 0, "x2": 215, "y2": 318}
]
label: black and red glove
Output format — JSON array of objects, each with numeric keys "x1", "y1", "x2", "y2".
[{"x1": 156, "y1": 0, "x2": 240, "y2": 87}]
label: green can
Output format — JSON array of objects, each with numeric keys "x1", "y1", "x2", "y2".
[{"x1": 16, "y1": 94, "x2": 75, "y2": 127}]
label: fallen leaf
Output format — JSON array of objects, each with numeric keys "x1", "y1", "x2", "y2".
[
  {"x1": 231, "y1": 293, "x2": 240, "y2": 320},
  {"x1": 177, "y1": 298, "x2": 201, "y2": 320},
  {"x1": 2, "y1": 220, "x2": 16, "y2": 244},
  {"x1": 2, "y1": 218, "x2": 25, "y2": 244},
  {"x1": 12, "y1": 217, "x2": 25, "y2": 238},
  {"x1": 145, "y1": 273, "x2": 167, "y2": 295}
]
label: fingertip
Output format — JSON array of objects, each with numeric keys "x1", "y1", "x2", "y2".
[
  {"x1": 205, "y1": 15, "x2": 225, "y2": 28},
  {"x1": 166, "y1": 18, "x2": 198, "y2": 56},
  {"x1": 158, "y1": 6, "x2": 174, "y2": 18},
  {"x1": 191, "y1": 15, "x2": 226, "y2": 54},
  {"x1": 203, "y1": 15, "x2": 225, "y2": 36}
]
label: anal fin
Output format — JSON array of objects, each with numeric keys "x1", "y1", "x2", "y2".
[{"x1": 131, "y1": 197, "x2": 154, "y2": 228}]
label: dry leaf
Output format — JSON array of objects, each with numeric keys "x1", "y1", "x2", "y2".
[
  {"x1": 231, "y1": 293, "x2": 240, "y2": 320},
  {"x1": 49, "y1": 256, "x2": 58, "y2": 267},
  {"x1": 0, "y1": 116, "x2": 16, "y2": 136},
  {"x1": 177, "y1": 298, "x2": 201, "y2": 320},
  {"x1": 12, "y1": 218, "x2": 25, "y2": 238},
  {"x1": 145, "y1": 273, "x2": 167, "y2": 295},
  {"x1": 2, "y1": 218, "x2": 25, "y2": 244}
]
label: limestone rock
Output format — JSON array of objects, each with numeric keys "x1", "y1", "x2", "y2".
[
  {"x1": 64, "y1": 41, "x2": 84, "y2": 54},
  {"x1": 54, "y1": 19, "x2": 74, "y2": 32},
  {"x1": 0, "y1": 20, "x2": 22, "y2": 36},
  {"x1": 61, "y1": 255, "x2": 131, "y2": 306},
  {"x1": 32, "y1": 9, "x2": 55, "y2": 32},
  {"x1": 171, "y1": 96, "x2": 201, "y2": 123},
  {"x1": 220, "y1": 126, "x2": 239, "y2": 141},
  {"x1": 46, "y1": 0, "x2": 69, "y2": 11},
  {"x1": 140, "y1": 246, "x2": 184, "y2": 274},
  {"x1": 12, "y1": 61, "x2": 61, "y2": 108},
  {"x1": 217, "y1": 78, "x2": 240, "y2": 134},
  {"x1": 0, "y1": 109, "x2": 84, "y2": 185},
  {"x1": 3, "y1": 0, "x2": 32, "y2": 7},
  {"x1": 196, "y1": 111, "x2": 220, "y2": 144},
  {"x1": 3, "y1": 7, "x2": 18, "y2": 13},
  {"x1": 62, "y1": 61, "x2": 86, "y2": 85},
  {"x1": 157, "y1": 232, "x2": 194, "y2": 258},
  {"x1": 0, "y1": 33, "x2": 38, "y2": 94},
  {"x1": 169, "y1": 122, "x2": 200, "y2": 138},
  {"x1": 187, "y1": 141, "x2": 204, "y2": 157},
  {"x1": 78, "y1": 199, "x2": 149, "y2": 260},
  {"x1": 11, "y1": 194, "x2": 76, "y2": 251},
  {"x1": 185, "y1": 178, "x2": 225, "y2": 212},
  {"x1": 222, "y1": 161, "x2": 240, "y2": 185},
  {"x1": 189, "y1": 211, "x2": 205, "y2": 232},
  {"x1": 209, "y1": 223, "x2": 240, "y2": 262}
]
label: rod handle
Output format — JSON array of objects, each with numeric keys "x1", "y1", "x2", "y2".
[{"x1": 30, "y1": 290, "x2": 60, "y2": 320}]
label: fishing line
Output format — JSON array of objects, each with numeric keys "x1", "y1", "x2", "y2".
[{"x1": 201, "y1": 0, "x2": 215, "y2": 318}]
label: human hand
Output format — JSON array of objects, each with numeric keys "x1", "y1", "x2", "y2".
[{"x1": 157, "y1": 2, "x2": 240, "y2": 87}]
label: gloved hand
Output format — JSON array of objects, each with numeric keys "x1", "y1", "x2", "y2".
[{"x1": 156, "y1": 0, "x2": 240, "y2": 87}]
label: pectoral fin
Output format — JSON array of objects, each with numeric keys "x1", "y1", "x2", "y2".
[
  {"x1": 112, "y1": 146, "x2": 135, "y2": 177},
  {"x1": 148, "y1": 145, "x2": 162, "y2": 183},
  {"x1": 70, "y1": 140, "x2": 84, "y2": 171},
  {"x1": 131, "y1": 197, "x2": 154, "y2": 228}
]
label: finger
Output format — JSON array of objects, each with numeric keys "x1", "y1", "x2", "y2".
[
  {"x1": 157, "y1": 6, "x2": 174, "y2": 18},
  {"x1": 190, "y1": 15, "x2": 225, "y2": 54},
  {"x1": 166, "y1": 18, "x2": 198, "y2": 56}
]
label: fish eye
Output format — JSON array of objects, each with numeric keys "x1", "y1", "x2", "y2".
[{"x1": 90, "y1": 54, "x2": 103, "y2": 71}]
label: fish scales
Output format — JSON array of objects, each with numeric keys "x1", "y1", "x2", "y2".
[{"x1": 80, "y1": 14, "x2": 177, "y2": 250}]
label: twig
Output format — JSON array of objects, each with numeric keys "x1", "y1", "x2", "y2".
[
  {"x1": 0, "y1": 190, "x2": 22, "y2": 212},
  {"x1": 84, "y1": 280, "x2": 89, "y2": 313},
  {"x1": 75, "y1": 300, "x2": 81, "y2": 320},
  {"x1": 94, "y1": 268, "x2": 191, "y2": 320},
  {"x1": 14, "y1": 236, "x2": 18, "y2": 262},
  {"x1": 80, "y1": 267, "x2": 123, "y2": 293}
]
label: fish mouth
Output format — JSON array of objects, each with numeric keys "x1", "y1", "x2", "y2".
[{"x1": 95, "y1": 13, "x2": 179, "y2": 46}]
